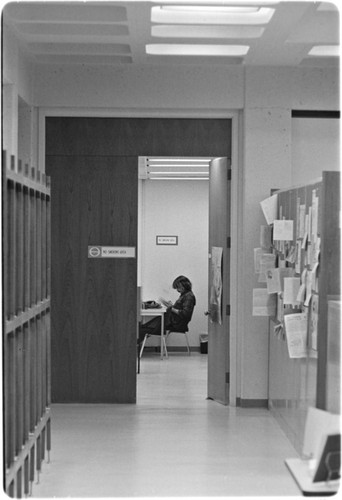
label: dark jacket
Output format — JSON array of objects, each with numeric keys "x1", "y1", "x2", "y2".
[{"x1": 167, "y1": 290, "x2": 196, "y2": 332}]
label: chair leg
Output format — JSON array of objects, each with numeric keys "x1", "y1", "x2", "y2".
[
  {"x1": 139, "y1": 334, "x2": 149, "y2": 358},
  {"x1": 184, "y1": 332, "x2": 191, "y2": 355},
  {"x1": 162, "y1": 335, "x2": 168, "y2": 359},
  {"x1": 166, "y1": 331, "x2": 191, "y2": 355}
]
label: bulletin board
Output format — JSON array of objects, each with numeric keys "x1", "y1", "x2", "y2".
[{"x1": 256, "y1": 171, "x2": 340, "y2": 411}]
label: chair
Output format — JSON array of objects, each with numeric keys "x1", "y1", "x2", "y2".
[
  {"x1": 165, "y1": 328, "x2": 191, "y2": 355},
  {"x1": 139, "y1": 332, "x2": 168, "y2": 359}
]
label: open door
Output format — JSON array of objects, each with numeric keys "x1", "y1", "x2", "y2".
[{"x1": 207, "y1": 157, "x2": 231, "y2": 405}]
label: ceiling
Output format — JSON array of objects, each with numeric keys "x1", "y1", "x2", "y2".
[{"x1": 3, "y1": 1, "x2": 340, "y2": 68}]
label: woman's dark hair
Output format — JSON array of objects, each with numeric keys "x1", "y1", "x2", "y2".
[{"x1": 172, "y1": 275, "x2": 192, "y2": 291}]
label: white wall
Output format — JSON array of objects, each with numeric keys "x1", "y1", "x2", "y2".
[
  {"x1": 141, "y1": 180, "x2": 209, "y2": 348},
  {"x1": 291, "y1": 118, "x2": 340, "y2": 185}
]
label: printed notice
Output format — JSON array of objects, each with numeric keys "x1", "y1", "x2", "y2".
[
  {"x1": 283, "y1": 277, "x2": 301, "y2": 305},
  {"x1": 284, "y1": 313, "x2": 308, "y2": 358},
  {"x1": 258, "y1": 253, "x2": 276, "y2": 282},
  {"x1": 88, "y1": 246, "x2": 136, "y2": 258},
  {"x1": 273, "y1": 220, "x2": 294, "y2": 241}
]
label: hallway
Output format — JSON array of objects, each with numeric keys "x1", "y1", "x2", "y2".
[{"x1": 31, "y1": 353, "x2": 301, "y2": 498}]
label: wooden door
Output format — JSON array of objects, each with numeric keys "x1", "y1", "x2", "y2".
[
  {"x1": 207, "y1": 157, "x2": 231, "y2": 405},
  {"x1": 46, "y1": 156, "x2": 137, "y2": 403}
]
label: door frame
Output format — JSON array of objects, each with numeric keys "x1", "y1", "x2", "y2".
[{"x1": 38, "y1": 107, "x2": 243, "y2": 407}]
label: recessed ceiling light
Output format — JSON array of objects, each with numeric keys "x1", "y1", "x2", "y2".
[
  {"x1": 161, "y1": 6, "x2": 259, "y2": 13},
  {"x1": 151, "y1": 6, "x2": 275, "y2": 25},
  {"x1": 146, "y1": 44, "x2": 250, "y2": 56},
  {"x1": 309, "y1": 45, "x2": 339, "y2": 57},
  {"x1": 151, "y1": 24, "x2": 265, "y2": 39},
  {"x1": 147, "y1": 158, "x2": 210, "y2": 162}
]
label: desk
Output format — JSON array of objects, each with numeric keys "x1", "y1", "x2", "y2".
[{"x1": 140, "y1": 307, "x2": 167, "y2": 359}]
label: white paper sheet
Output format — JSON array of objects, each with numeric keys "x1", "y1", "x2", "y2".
[
  {"x1": 283, "y1": 277, "x2": 301, "y2": 305},
  {"x1": 284, "y1": 312, "x2": 308, "y2": 358},
  {"x1": 273, "y1": 219, "x2": 294, "y2": 241},
  {"x1": 252, "y1": 288, "x2": 276, "y2": 316},
  {"x1": 260, "y1": 194, "x2": 278, "y2": 225}
]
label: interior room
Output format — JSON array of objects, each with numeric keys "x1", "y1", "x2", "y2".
[
  {"x1": 2, "y1": 1, "x2": 340, "y2": 498},
  {"x1": 138, "y1": 156, "x2": 211, "y2": 353}
]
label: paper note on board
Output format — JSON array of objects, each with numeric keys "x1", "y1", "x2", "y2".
[
  {"x1": 252, "y1": 289, "x2": 276, "y2": 316},
  {"x1": 273, "y1": 220, "x2": 294, "y2": 241},
  {"x1": 258, "y1": 253, "x2": 276, "y2": 282},
  {"x1": 266, "y1": 267, "x2": 294, "y2": 294},
  {"x1": 260, "y1": 194, "x2": 278, "y2": 225},
  {"x1": 283, "y1": 277, "x2": 301, "y2": 305},
  {"x1": 284, "y1": 313, "x2": 308, "y2": 358}
]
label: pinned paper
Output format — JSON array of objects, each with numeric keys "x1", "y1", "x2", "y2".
[
  {"x1": 258, "y1": 253, "x2": 276, "y2": 282},
  {"x1": 295, "y1": 241, "x2": 302, "y2": 274},
  {"x1": 302, "y1": 214, "x2": 309, "y2": 249},
  {"x1": 310, "y1": 295, "x2": 319, "y2": 350},
  {"x1": 296, "y1": 284, "x2": 306, "y2": 304},
  {"x1": 299, "y1": 205, "x2": 306, "y2": 239},
  {"x1": 311, "y1": 190, "x2": 319, "y2": 239},
  {"x1": 252, "y1": 289, "x2": 276, "y2": 316},
  {"x1": 285, "y1": 244, "x2": 296, "y2": 264},
  {"x1": 277, "y1": 293, "x2": 284, "y2": 322},
  {"x1": 304, "y1": 271, "x2": 313, "y2": 306},
  {"x1": 254, "y1": 248, "x2": 264, "y2": 274},
  {"x1": 273, "y1": 220, "x2": 294, "y2": 241},
  {"x1": 260, "y1": 194, "x2": 278, "y2": 225},
  {"x1": 283, "y1": 277, "x2": 301, "y2": 305},
  {"x1": 284, "y1": 312, "x2": 308, "y2": 358},
  {"x1": 266, "y1": 267, "x2": 294, "y2": 294}
]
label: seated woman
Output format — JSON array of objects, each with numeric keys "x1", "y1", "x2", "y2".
[{"x1": 139, "y1": 275, "x2": 196, "y2": 344}]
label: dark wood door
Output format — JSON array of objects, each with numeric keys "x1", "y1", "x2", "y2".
[
  {"x1": 46, "y1": 117, "x2": 231, "y2": 404},
  {"x1": 46, "y1": 156, "x2": 137, "y2": 403}
]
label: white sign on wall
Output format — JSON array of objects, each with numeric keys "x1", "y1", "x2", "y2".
[
  {"x1": 156, "y1": 236, "x2": 178, "y2": 245},
  {"x1": 88, "y1": 246, "x2": 136, "y2": 258}
]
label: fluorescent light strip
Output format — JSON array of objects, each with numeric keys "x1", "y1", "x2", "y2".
[
  {"x1": 308, "y1": 45, "x2": 339, "y2": 57},
  {"x1": 151, "y1": 24, "x2": 265, "y2": 39},
  {"x1": 150, "y1": 177, "x2": 209, "y2": 180},
  {"x1": 161, "y1": 6, "x2": 259, "y2": 13},
  {"x1": 151, "y1": 6, "x2": 275, "y2": 25},
  {"x1": 147, "y1": 164, "x2": 209, "y2": 168},
  {"x1": 149, "y1": 171, "x2": 208, "y2": 175},
  {"x1": 147, "y1": 158, "x2": 210, "y2": 162},
  {"x1": 146, "y1": 44, "x2": 249, "y2": 56}
]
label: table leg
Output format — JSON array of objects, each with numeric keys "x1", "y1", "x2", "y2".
[{"x1": 161, "y1": 313, "x2": 165, "y2": 359}]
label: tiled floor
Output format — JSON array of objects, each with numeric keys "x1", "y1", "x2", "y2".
[{"x1": 31, "y1": 353, "x2": 301, "y2": 498}]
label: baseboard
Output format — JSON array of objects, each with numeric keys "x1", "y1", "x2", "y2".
[
  {"x1": 146, "y1": 346, "x2": 202, "y2": 353},
  {"x1": 239, "y1": 398, "x2": 268, "y2": 408}
]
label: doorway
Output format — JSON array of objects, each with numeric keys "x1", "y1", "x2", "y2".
[
  {"x1": 45, "y1": 117, "x2": 232, "y2": 403},
  {"x1": 138, "y1": 156, "x2": 231, "y2": 405}
]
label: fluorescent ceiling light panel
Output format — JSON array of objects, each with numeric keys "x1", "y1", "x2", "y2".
[
  {"x1": 161, "y1": 6, "x2": 259, "y2": 13},
  {"x1": 147, "y1": 158, "x2": 210, "y2": 162},
  {"x1": 308, "y1": 45, "x2": 339, "y2": 56},
  {"x1": 152, "y1": 24, "x2": 264, "y2": 38},
  {"x1": 150, "y1": 177, "x2": 208, "y2": 180},
  {"x1": 146, "y1": 44, "x2": 249, "y2": 56},
  {"x1": 143, "y1": 156, "x2": 211, "y2": 180},
  {"x1": 150, "y1": 172, "x2": 208, "y2": 175},
  {"x1": 151, "y1": 6, "x2": 275, "y2": 25}
]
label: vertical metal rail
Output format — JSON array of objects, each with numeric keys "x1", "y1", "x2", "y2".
[{"x1": 3, "y1": 151, "x2": 51, "y2": 497}]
